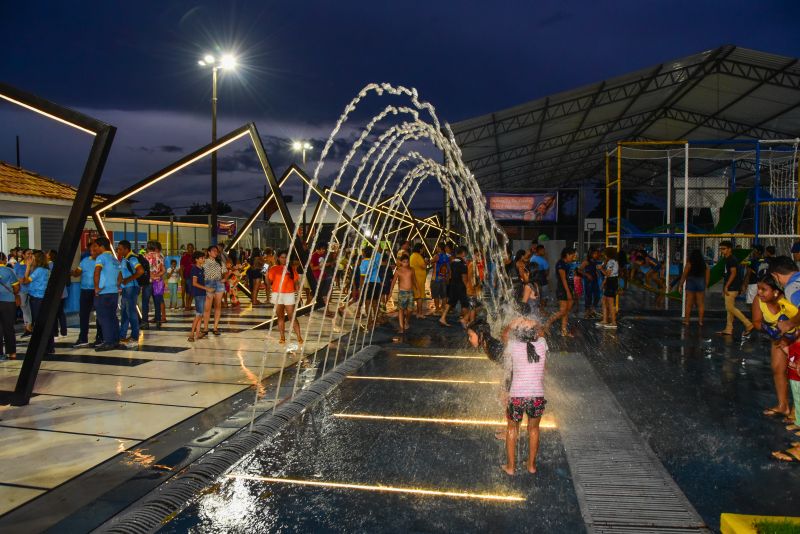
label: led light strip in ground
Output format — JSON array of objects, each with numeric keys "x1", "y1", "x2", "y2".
[
  {"x1": 333, "y1": 413, "x2": 556, "y2": 428},
  {"x1": 225, "y1": 474, "x2": 525, "y2": 502},
  {"x1": 394, "y1": 353, "x2": 487, "y2": 360},
  {"x1": 346, "y1": 376, "x2": 499, "y2": 384}
]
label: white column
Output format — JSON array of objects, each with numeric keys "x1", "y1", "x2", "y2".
[
  {"x1": 682, "y1": 144, "x2": 689, "y2": 319},
  {"x1": 665, "y1": 155, "x2": 672, "y2": 310}
]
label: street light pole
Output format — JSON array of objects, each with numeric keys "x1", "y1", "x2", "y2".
[
  {"x1": 210, "y1": 66, "x2": 218, "y2": 246},
  {"x1": 198, "y1": 53, "x2": 237, "y2": 247},
  {"x1": 292, "y1": 141, "x2": 313, "y2": 238},
  {"x1": 302, "y1": 146, "x2": 307, "y2": 235}
]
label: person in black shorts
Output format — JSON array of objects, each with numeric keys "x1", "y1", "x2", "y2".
[
  {"x1": 599, "y1": 246, "x2": 619, "y2": 328},
  {"x1": 439, "y1": 246, "x2": 469, "y2": 327},
  {"x1": 545, "y1": 247, "x2": 577, "y2": 337}
]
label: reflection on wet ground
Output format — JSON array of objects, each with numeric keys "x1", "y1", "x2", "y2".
[
  {"x1": 550, "y1": 309, "x2": 800, "y2": 531},
  {"x1": 161, "y1": 323, "x2": 584, "y2": 533},
  {"x1": 160, "y1": 291, "x2": 800, "y2": 533}
]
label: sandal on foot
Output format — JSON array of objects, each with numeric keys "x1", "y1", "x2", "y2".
[
  {"x1": 187, "y1": 336, "x2": 195, "y2": 342},
  {"x1": 213, "y1": 329, "x2": 221, "y2": 336},
  {"x1": 771, "y1": 448, "x2": 800, "y2": 463},
  {"x1": 716, "y1": 330, "x2": 733, "y2": 336},
  {"x1": 278, "y1": 337, "x2": 286, "y2": 344},
  {"x1": 764, "y1": 407, "x2": 790, "y2": 418}
]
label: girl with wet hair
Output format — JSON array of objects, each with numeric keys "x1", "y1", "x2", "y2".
[
  {"x1": 752, "y1": 273, "x2": 797, "y2": 421},
  {"x1": 500, "y1": 316, "x2": 548, "y2": 475}
]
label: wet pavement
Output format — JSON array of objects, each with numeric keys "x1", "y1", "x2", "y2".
[
  {"x1": 159, "y1": 287, "x2": 800, "y2": 533},
  {"x1": 160, "y1": 325, "x2": 584, "y2": 533},
  {"x1": 563, "y1": 313, "x2": 800, "y2": 531}
]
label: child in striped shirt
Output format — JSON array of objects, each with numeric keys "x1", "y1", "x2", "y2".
[{"x1": 502, "y1": 317, "x2": 548, "y2": 475}]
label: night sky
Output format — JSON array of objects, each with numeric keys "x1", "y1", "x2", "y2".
[{"x1": 2, "y1": 1, "x2": 798, "y2": 215}]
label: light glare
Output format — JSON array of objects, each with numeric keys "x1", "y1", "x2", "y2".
[
  {"x1": 346, "y1": 376, "x2": 499, "y2": 384},
  {"x1": 220, "y1": 54, "x2": 237, "y2": 69},
  {"x1": 225, "y1": 475, "x2": 525, "y2": 502},
  {"x1": 204, "y1": 54, "x2": 215, "y2": 64},
  {"x1": 333, "y1": 413, "x2": 557, "y2": 428}
]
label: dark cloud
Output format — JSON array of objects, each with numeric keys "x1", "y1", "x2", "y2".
[
  {"x1": 538, "y1": 10, "x2": 573, "y2": 27},
  {"x1": 135, "y1": 144, "x2": 184, "y2": 154}
]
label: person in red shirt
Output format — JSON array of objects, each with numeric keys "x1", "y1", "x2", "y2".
[
  {"x1": 268, "y1": 250, "x2": 303, "y2": 344},
  {"x1": 310, "y1": 242, "x2": 334, "y2": 315},
  {"x1": 180, "y1": 244, "x2": 195, "y2": 310}
]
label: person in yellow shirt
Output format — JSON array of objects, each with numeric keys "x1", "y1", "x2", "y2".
[
  {"x1": 752, "y1": 275, "x2": 798, "y2": 420},
  {"x1": 409, "y1": 244, "x2": 428, "y2": 319}
]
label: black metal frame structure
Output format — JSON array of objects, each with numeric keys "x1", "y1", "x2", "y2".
[
  {"x1": 0, "y1": 82, "x2": 116, "y2": 406},
  {"x1": 92, "y1": 123, "x2": 293, "y2": 242},
  {"x1": 451, "y1": 45, "x2": 800, "y2": 192}
]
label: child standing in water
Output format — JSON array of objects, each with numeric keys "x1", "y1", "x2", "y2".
[
  {"x1": 599, "y1": 247, "x2": 619, "y2": 329},
  {"x1": 390, "y1": 255, "x2": 417, "y2": 333},
  {"x1": 502, "y1": 318, "x2": 548, "y2": 475}
]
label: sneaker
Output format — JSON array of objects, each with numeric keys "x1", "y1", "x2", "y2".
[
  {"x1": 603, "y1": 323, "x2": 617, "y2": 329},
  {"x1": 140, "y1": 323, "x2": 150, "y2": 330},
  {"x1": 119, "y1": 337, "x2": 132, "y2": 344},
  {"x1": 73, "y1": 341, "x2": 92, "y2": 349},
  {"x1": 94, "y1": 343, "x2": 116, "y2": 352}
]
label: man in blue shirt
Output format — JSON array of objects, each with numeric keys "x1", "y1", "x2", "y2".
[
  {"x1": 72, "y1": 247, "x2": 102, "y2": 348},
  {"x1": 117, "y1": 240, "x2": 143, "y2": 345},
  {"x1": 93, "y1": 236, "x2": 122, "y2": 352},
  {"x1": 13, "y1": 249, "x2": 32, "y2": 337},
  {"x1": 430, "y1": 243, "x2": 451, "y2": 314},
  {"x1": 529, "y1": 244, "x2": 550, "y2": 309},
  {"x1": 0, "y1": 254, "x2": 20, "y2": 359},
  {"x1": 359, "y1": 247, "x2": 382, "y2": 329}
]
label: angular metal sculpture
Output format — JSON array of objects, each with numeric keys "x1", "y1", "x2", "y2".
[{"x1": 0, "y1": 82, "x2": 116, "y2": 406}]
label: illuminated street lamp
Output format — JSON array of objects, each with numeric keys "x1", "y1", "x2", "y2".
[
  {"x1": 292, "y1": 141, "x2": 313, "y2": 235},
  {"x1": 199, "y1": 53, "x2": 237, "y2": 244}
]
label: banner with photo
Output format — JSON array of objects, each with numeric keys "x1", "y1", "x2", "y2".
[{"x1": 486, "y1": 193, "x2": 558, "y2": 222}]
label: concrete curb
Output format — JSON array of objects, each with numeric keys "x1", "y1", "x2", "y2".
[{"x1": 94, "y1": 345, "x2": 383, "y2": 534}]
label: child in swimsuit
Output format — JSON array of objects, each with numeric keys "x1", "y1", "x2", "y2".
[
  {"x1": 752, "y1": 275, "x2": 799, "y2": 346},
  {"x1": 752, "y1": 274, "x2": 798, "y2": 422},
  {"x1": 390, "y1": 255, "x2": 417, "y2": 334}
]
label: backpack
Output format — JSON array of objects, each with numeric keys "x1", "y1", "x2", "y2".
[
  {"x1": 125, "y1": 254, "x2": 150, "y2": 287},
  {"x1": 137, "y1": 254, "x2": 151, "y2": 286}
]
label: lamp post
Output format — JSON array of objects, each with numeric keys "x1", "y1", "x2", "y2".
[
  {"x1": 292, "y1": 141, "x2": 313, "y2": 236},
  {"x1": 198, "y1": 53, "x2": 237, "y2": 245}
]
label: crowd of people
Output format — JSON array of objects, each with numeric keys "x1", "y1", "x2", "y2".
[{"x1": 0, "y1": 238, "x2": 304, "y2": 357}]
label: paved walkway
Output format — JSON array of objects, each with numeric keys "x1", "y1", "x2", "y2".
[{"x1": 0, "y1": 297, "x2": 354, "y2": 528}]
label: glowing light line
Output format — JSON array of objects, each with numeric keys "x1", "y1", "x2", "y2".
[
  {"x1": 332, "y1": 413, "x2": 557, "y2": 428},
  {"x1": 395, "y1": 353, "x2": 487, "y2": 360},
  {"x1": 347, "y1": 376, "x2": 498, "y2": 384},
  {"x1": 97, "y1": 130, "x2": 250, "y2": 213},
  {"x1": 225, "y1": 475, "x2": 525, "y2": 502},
  {"x1": 0, "y1": 93, "x2": 97, "y2": 136}
]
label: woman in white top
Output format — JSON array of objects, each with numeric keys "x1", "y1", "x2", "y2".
[
  {"x1": 202, "y1": 246, "x2": 228, "y2": 336},
  {"x1": 599, "y1": 247, "x2": 620, "y2": 328},
  {"x1": 501, "y1": 317, "x2": 548, "y2": 476}
]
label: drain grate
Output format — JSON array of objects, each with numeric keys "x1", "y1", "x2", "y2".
[
  {"x1": 94, "y1": 346, "x2": 382, "y2": 534},
  {"x1": 548, "y1": 353, "x2": 711, "y2": 534}
]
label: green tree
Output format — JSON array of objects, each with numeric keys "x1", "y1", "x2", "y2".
[
  {"x1": 147, "y1": 202, "x2": 174, "y2": 216},
  {"x1": 186, "y1": 201, "x2": 233, "y2": 215}
]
